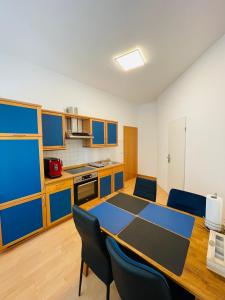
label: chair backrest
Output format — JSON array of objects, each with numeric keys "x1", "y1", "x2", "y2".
[
  {"x1": 106, "y1": 237, "x2": 172, "y2": 300},
  {"x1": 133, "y1": 176, "x2": 157, "y2": 201},
  {"x1": 167, "y1": 189, "x2": 206, "y2": 217},
  {"x1": 72, "y1": 205, "x2": 112, "y2": 285}
]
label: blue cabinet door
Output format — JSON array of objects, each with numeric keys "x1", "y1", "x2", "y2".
[
  {"x1": 42, "y1": 113, "x2": 64, "y2": 147},
  {"x1": 0, "y1": 198, "x2": 43, "y2": 246},
  {"x1": 107, "y1": 122, "x2": 117, "y2": 145},
  {"x1": 114, "y1": 171, "x2": 124, "y2": 191},
  {"x1": 100, "y1": 175, "x2": 112, "y2": 198},
  {"x1": 0, "y1": 139, "x2": 42, "y2": 204},
  {"x1": 49, "y1": 188, "x2": 72, "y2": 223},
  {"x1": 92, "y1": 120, "x2": 105, "y2": 145},
  {"x1": 0, "y1": 103, "x2": 38, "y2": 134}
]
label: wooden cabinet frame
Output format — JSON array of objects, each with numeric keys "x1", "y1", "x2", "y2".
[
  {"x1": 45, "y1": 179, "x2": 74, "y2": 227},
  {"x1": 83, "y1": 118, "x2": 118, "y2": 148},
  {"x1": 42, "y1": 109, "x2": 66, "y2": 150},
  {"x1": 0, "y1": 99, "x2": 45, "y2": 252},
  {"x1": 0, "y1": 98, "x2": 42, "y2": 137},
  {"x1": 98, "y1": 164, "x2": 124, "y2": 199},
  {"x1": 0, "y1": 136, "x2": 45, "y2": 207},
  {"x1": 83, "y1": 118, "x2": 105, "y2": 148},
  {"x1": 106, "y1": 120, "x2": 118, "y2": 146},
  {"x1": 0, "y1": 195, "x2": 46, "y2": 251}
]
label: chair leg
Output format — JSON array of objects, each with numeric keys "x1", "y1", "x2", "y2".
[
  {"x1": 78, "y1": 259, "x2": 84, "y2": 296},
  {"x1": 106, "y1": 284, "x2": 110, "y2": 300}
]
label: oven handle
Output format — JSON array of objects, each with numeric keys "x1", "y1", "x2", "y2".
[{"x1": 78, "y1": 179, "x2": 98, "y2": 187}]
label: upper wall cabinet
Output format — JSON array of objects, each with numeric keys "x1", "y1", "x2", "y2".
[
  {"x1": 42, "y1": 110, "x2": 65, "y2": 150},
  {"x1": 0, "y1": 99, "x2": 41, "y2": 136},
  {"x1": 106, "y1": 121, "x2": 118, "y2": 146},
  {"x1": 83, "y1": 118, "x2": 118, "y2": 147},
  {"x1": 92, "y1": 119, "x2": 105, "y2": 146}
]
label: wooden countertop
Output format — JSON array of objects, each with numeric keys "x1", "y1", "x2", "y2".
[
  {"x1": 44, "y1": 162, "x2": 124, "y2": 185},
  {"x1": 44, "y1": 171, "x2": 74, "y2": 185}
]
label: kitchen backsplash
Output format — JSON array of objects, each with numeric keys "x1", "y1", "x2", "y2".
[{"x1": 44, "y1": 139, "x2": 123, "y2": 167}]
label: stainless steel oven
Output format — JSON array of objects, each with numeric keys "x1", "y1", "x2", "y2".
[{"x1": 74, "y1": 172, "x2": 98, "y2": 205}]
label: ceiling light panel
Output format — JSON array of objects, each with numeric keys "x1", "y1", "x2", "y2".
[{"x1": 114, "y1": 48, "x2": 145, "y2": 71}]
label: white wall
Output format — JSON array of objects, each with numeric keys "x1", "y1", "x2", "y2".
[
  {"x1": 138, "y1": 101, "x2": 158, "y2": 177},
  {"x1": 138, "y1": 34, "x2": 225, "y2": 201},
  {"x1": 0, "y1": 52, "x2": 138, "y2": 166}
]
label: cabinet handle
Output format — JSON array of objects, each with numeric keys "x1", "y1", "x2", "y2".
[
  {"x1": 8, "y1": 134, "x2": 30, "y2": 137},
  {"x1": 55, "y1": 183, "x2": 65, "y2": 188},
  {"x1": 79, "y1": 180, "x2": 97, "y2": 187}
]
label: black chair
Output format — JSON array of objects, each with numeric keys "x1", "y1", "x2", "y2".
[
  {"x1": 106, "y1": 237, "x2": 195, "y2": 300},
  {"x1": 133, "y1": 175, "x2": 157, "y2": 201},
  {"x1": 72, "y1": 205, "x2": 113, "y2": 300},
  {"x1": 106, "y1": 236, "x2": 172, "y2": 300},
  {"x1": 167, "y1": 189, "x2": 206, "y2": 217}
]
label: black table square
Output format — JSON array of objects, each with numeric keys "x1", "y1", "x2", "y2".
[
  {"x1": 118, "y1": 217, "x2": 190, "y2": 276},
  {"x1": 107, "y1": 193, "x2": 149, "y2": 214}
]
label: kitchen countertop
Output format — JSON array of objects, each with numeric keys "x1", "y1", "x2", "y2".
[
  {"x1": 44, "y1": 171, "x2": 75, "y2": 185},
  {"x1": 44, "y1": 162, "x2": 124, "y2": 185}
]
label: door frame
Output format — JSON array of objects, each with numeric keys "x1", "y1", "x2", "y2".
[{"x1": 167, "y1": 117, "x2": 186, "y2": 191}]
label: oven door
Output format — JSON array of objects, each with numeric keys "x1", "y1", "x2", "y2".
[{"x1": 74, "y1": 178, "x2": 98, "y2": 205}]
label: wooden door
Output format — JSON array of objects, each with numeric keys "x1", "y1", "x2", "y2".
[{"x1": 123, "y1": 126, "x2": 138, "y2": 181}]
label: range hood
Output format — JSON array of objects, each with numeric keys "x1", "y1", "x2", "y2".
[
  {"x1": 66, "y1": 131, "x2": 93, "y2": 139},
  {"x1": 66, "y1": 118, "x2": 93, "y2": 139}
]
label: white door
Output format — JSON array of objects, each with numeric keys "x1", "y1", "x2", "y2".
[{"x1": 168, "y1": 117, "x2": 186, "y2": 191}]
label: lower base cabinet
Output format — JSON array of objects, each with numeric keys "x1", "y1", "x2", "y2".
[
  {"x1": 45, "y1": 179, "x2": 73, "y2": 226},
  {"x1": 100, "y1": 175, "x2": 112, "y2": 198},
  {"x1": 0, "y1": 196, "x2": 45, "y2": 249},
  {"x1": 99, "y1": 165, "x2": 124, "y2": 199},
  {"x1": 49, "y1": 188, "x2": 72, "y2": 223},
  {"x1": 114, "y1": 171, "x2": 124, "y2": 191}
]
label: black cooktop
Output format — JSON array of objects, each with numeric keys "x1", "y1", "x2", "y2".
[{"x1": 66, "y1": 166, "x2": 95, "y2": 174}]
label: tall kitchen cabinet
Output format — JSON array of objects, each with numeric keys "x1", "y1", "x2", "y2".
[{"x1": 0, "y1": 99, "x2": 45, "y2": 251}]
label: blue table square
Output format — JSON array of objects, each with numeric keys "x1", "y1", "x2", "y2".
[
  {"x1": 139, "y1": 203, "x2": 195, "y2": 238},
  {"x1": 89, "y1": 202, "x2": 134, "y2": 235}
]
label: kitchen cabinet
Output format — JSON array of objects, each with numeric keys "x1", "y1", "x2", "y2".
[
  {"x1": 0, "y1": 196, "x2": 45, "y2": 249},
  {"x1": 0, "y1": 138, "x2": 43, "y2": 204},
  {"x1": 42, "y1": 110, "x2": 65, "y2": 150},
  {"x1": 99, "y1": 164, "x2": 124, "y2": 199},
  {"x1": 0, "y1": 99, "x2": 41, "y2": 135},
  {"x1": 0, "y1": 98, "x2": 44, "y2": 252},
  {"x1": 92, "y1": 119, "x2": 105, "y2": 145},
  {"x1": 45, "y1": 179, "x2": 73, "y2": 226},
  {"x1": 106, "y1": 121, "x2": 118, "y2": 146},
  {"x1": 83, "y1": 118, "x2": 118, "y2": 147},
  {"x1": 100, "y1": 175, "x2": 112, "y2": 198},
  {"x1": 114, "y1": 171, "x2": 124, "y2": 191}
]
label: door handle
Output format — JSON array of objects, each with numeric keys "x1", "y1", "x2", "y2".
[{"x1": 167, "y1": 154, "x2": 171, "y2": 163}]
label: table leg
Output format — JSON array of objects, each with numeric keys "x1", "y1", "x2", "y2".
[{"x1": 83, "y1": 263, "x2": 89, "y2": 277}]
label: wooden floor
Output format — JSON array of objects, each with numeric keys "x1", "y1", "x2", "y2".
[{"x1": 0, "y1": 179, "x2": 168, "y2": 300}]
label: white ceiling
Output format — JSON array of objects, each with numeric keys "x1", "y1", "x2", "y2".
[{"x1": 1, "y1": 0, "x2": 225, "y2": 103}]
